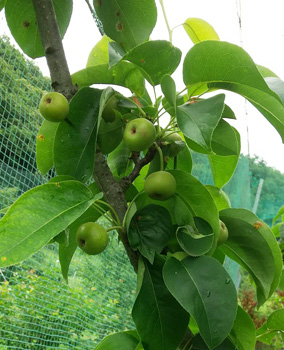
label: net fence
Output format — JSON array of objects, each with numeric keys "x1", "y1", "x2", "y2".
[{"x1": 0, "y1": 29, "x2": 284, "y2": 349}]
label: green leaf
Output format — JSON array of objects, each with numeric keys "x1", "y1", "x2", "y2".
[
  {"x1": 229, "y1": 306, "x2": 256, "y2": 350},
  {"x1": 183, "y1": 41, "x2": 284, "y2": 141},
  {"x1": 5, "y1": 0, "x2": 72, "y2": 58},
  {"x1": 128, "y1": 205, "x2": 173, "y2": 263},
  {"x1": 205, "y1": 185, "x2": 231, "y2": 211},
  {"x1": 0, "y1": 181, "x2": 96, "y2": 267},
  {"x1": 222, "y1": 104, "x2": 236, "y2": 119},
  {"x1": 267, "y1": 309, "x2": 284, "y2": 331},
  {"x1": 189, "y1": 334, "x2": 236, "y2": 350},
  {"x1": 36, "y1": 120, "x2": 59, "y2": 174},
  {"x1": 272, "y1": 204, "x2": 284, "y2": 225},
  {"x1": 93, "y1": 0, "x2": 157, "y2": 51},
  {"x1": 94, "y1": 330, "x2": 140, "y2": 350},
  {"x1": 177, "y1": 94, "x2": 225, "y2": 154},
  {"x1": 209, "y1": 127, "x2": 240, "y2": 188},
  {"x1": 161, "y1": 75, "x2": 176, "y2": 108},
  {"x1": 108, "y1": 41, "x2": 126, "y2": 67},
  {"x1": 220, "y1": 208, "x2": 282, "y2": 305},
  {"x1": 54, "y1": 87, "x2": 105, "y2": 182},
  {"x1": 132, "y1": 255, "x2": 189, "y2": 350},
  {"x1": 211, "y1": 120, "x2": 240, "y2": 156},
  {"x1": 256, "y1": 310, "x2": 284, "y2": 344},
  {"x1": 0, "y1": 0, "x2": 6, "y2": 11},
  {"x1": 97, "y1": 113, "x2": 125, "y2": 155},
  {"x1": 107, "y1": 139, "x2": 132, "y2": 177},
  {"x1": 176, "y1": 217, "x2": 214, "y2": 256},
  {"x1": 163, "y1": 255, "x2": 238, "y2": 349},
  {"x1": 183, "y1": 18, "x2": 220, "y2": 44},
  {"x1": 169, "y1": 170, "x2": 220, "y2": 251},
  {"x1": 265, "y1": 77, "x2": 284, "y2": 104},
  {"x1": 122, "y1": 41, "x2": 182, "y2": 86},
  {"x1": 86, "y1": 35, "x2": 112, "y2": 67},
  {"x1": 71, "y1": 62, "x2": 145, "y2": 96},
  {"x1": 257, "y1": 65, "x2": 279, "y2": 78}
]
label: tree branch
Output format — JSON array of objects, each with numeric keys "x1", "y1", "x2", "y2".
[
  {"x1": 32, "y1": 0, "x2": 138, "y2": 271},
  {"x1": 32, "y1": 0, "x2": 77, "y2": 100},
  {"x1": 120, "y1": 146, "x2": 157, "y2": 192},
  {"x1": 93, "y1": 151, "x2": 139, "y2": 271}
]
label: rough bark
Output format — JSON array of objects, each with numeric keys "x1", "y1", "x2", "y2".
[
  {"x1": 32, "y1": 0, "x2": 138, "y2": 271},
  {"x1": 32, "y1": 0, "x2": 77, "y2": 99}
]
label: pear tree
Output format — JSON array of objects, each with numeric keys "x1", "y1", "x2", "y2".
[{"x1": 1, "y1": 0, "x2": 284, "y2": 349}]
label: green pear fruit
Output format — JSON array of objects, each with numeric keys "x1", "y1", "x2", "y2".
[
  {"x1": 76, "y1": 222, "x2": 108, "y2": 255},
  {"x1": 144, "y1": 171, "x2": 176, "y2": 201},
  {"x1": 123, "y1": 118, "x2": 156, "y2": 151},
  {"x1": 217, "y1": 220, "x2": 229, "y2": 245},
  {"x1": 39, "y1": 91, "x2": 69, "y2": 122},
  {"x1": 162, "y1": 131, "x2": 183, "y2": 157}
]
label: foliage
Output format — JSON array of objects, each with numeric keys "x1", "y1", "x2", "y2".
[
  {"x1": 1, "y1": 1, "x2": 284, "y2": 349},
  {"x1": 0, "y1": 223, "x2": 136, "y2": 349}
]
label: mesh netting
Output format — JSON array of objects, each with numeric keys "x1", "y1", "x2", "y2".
[{"x1": 0, "y1": 35, "x2": 136, "y2": 349}]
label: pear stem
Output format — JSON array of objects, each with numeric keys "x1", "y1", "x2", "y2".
[
  {"x1": 124, "y1": 97, "x2": 147, "y2": 117},
  {"x1": 106, "y1": 226, "x2": 123, "y2": 232},
  {"x1": 159, "y1": 0, "x2": 172, "y2": 43},
  {"x1": 96, "y1": 200, "x2": 122, "y2": 227},
  {"x1": 155, "y1": 143, "x2": 164, "y2": 171}
]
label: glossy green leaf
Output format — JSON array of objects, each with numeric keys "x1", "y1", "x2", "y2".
[
  {"x1": 267, "y1": 309, "x2": 284, "y2": 331},
  {"x1": 205, "y1": 185, "x2": 231, "y2": 211},
  {"x1": 257, "y1": 65, "x2": 279, "y2": 78},
  {"x1": 272, "y1": 204, "x2": 284, "y2": 225},
  {"x1": 132, "y1": 255, "x2": 189, "y2": 350},
  {"x1": 0, "y1": 0, "x2": 6, "y2": 11},
  {"x1": 222, "y1": 104, "x2": 236, "y2": 119},
  {"x1": 93, "y1": 0, "x2": 157, "y2": 51},
  {"x1": 220, "y1": 208, "x2": 282, "y2": 305},
  {"x1": 183, "y1": 41, "x2": 284, "y2": 141},
  {"x1": 183, "y1": 18, "x2": 220, "y2": 44},
  {"x1": 71, "y1": 62, "x2": 145, "y2": 96},
  {"x1": 108, "y1": 41, "x2": 126, "y2": 67},
  {"x1": 229, "y1": 306, "x2": 256, "y2": 350},
  {"x1": 5, "y1": 0, "x2": 72, "y2": 58},
  {"x1": 128, "y1": 205, "x2": 173, "y2": 263},
  {"x1": 97, "y1": 113, "x2": 125, "y2": 155},
  {"x1": 54, "y1": 87, "x2": 105, "y2": 182},
  {"x1": 177, "y1": 94, "x2": 225, "y2": 154},
  {"x1": 265, "y1": 77, "x2": 284, "y2": 104},
  {"x1": 169, "y1": 170, "x2": 220, "y2": 251},
  {"x1": 107, "y1": 139, "x2": 132, "y2": 177},
  {"x1": 209, "y1": 127, "x2": 240, "y2": 188},
  {"x1": 161, "y1": 75, "x2": 176, "y2": 108},
  {"x1": 94, "y1": 330, "x2": 140, "y2": 350},
  {"x1": 189, "y1": 334, "x2": 236, "y2": 350},
  {"x1": 163, "y1": 256, "x2": 238, "y2": 349},
  {"x1": 177, "y1": 218, "x2": 214, "y2": 256},
  {"x1": 122, "y1": 40, "x2": 182, "y2": 86},
  {"x1": 36, "y1": 120, "x2": 59, "y2": 174},
  {"x1": 256, "y1": 322, "x2": 277, "y2": 345},
  {"x1": 211, "y1": 120, "x2": 239, "y2": 156},
  {"x1": 86, "y1": 35, "x2": 112, "y2": 67},
  {"x1": 0, "y1": 181, "x2": 96, "y2": 267}
]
